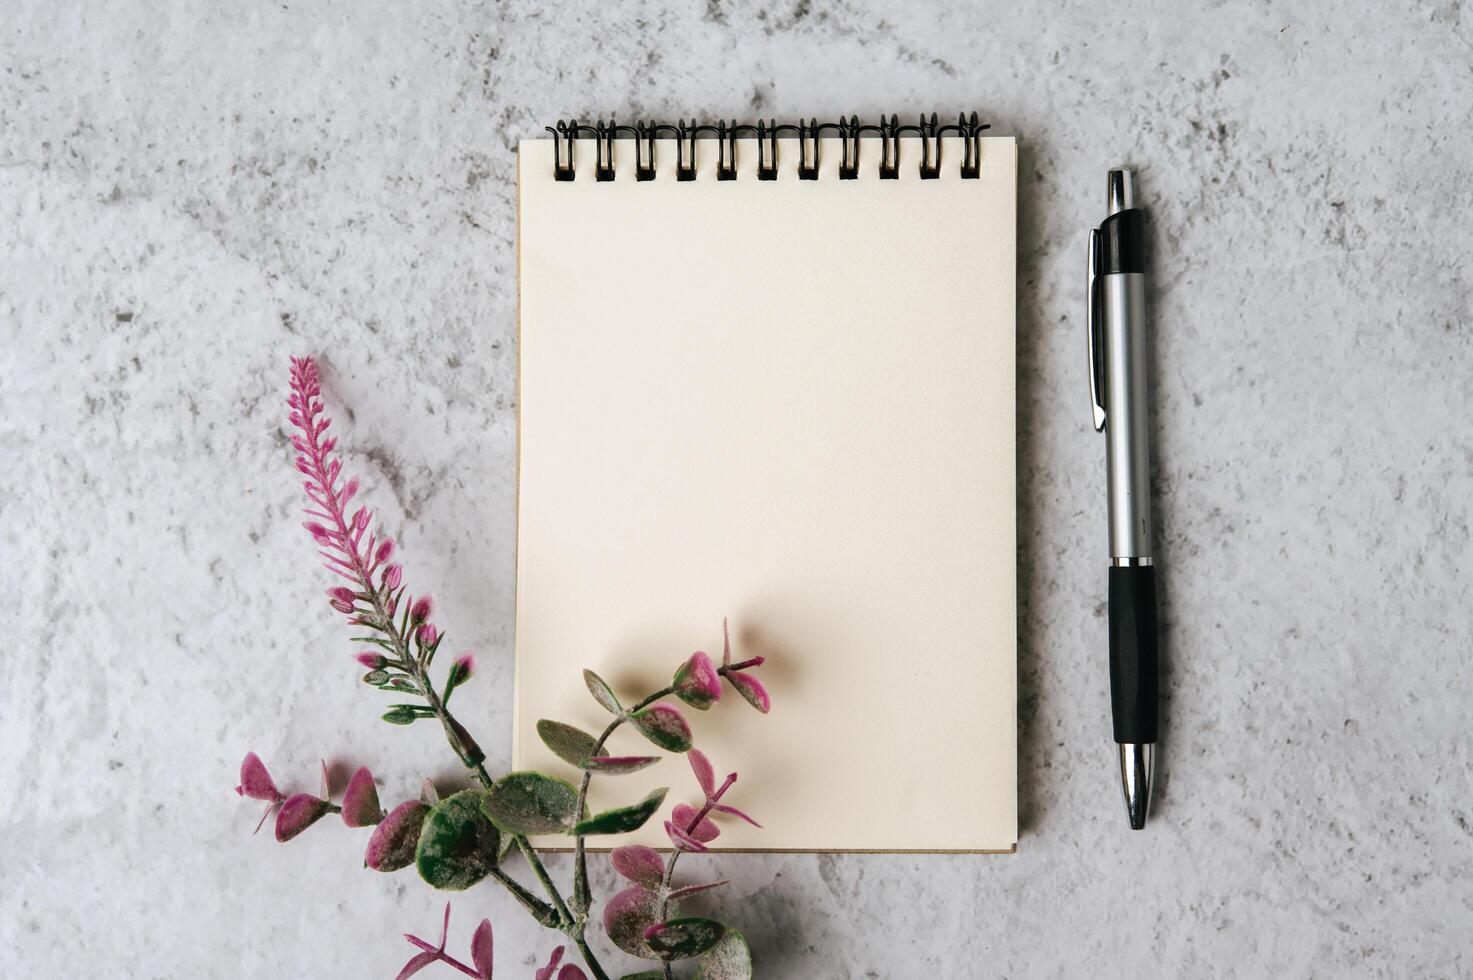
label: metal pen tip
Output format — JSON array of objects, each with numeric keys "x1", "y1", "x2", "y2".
[
  {"x1": 1118, "y1": 742, "x2": 1153, "y2": 829},
  {"x1": 1107, "y1": 169, "x2": 1134, "y2": 214}
]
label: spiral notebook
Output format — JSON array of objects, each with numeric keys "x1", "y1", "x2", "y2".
[{"x1": 514, "y1": 117, "x2": 1017, "y2": 853}]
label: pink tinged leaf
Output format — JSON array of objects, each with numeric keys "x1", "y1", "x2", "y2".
[
  {"x1": 664, "y1": 820, "x2": 710, "y2": 853},
  {"x1": 275, "y1": 793, "x2": 331, "y2": 842},
  {"x1": 410, "y1": 594, "x2": 433, "y2": 623},
  {"x1": 610, "y1": 845, "x2": 665, "y2": 889},
  {"x1": 556, "y1": 967, "x2": 587, "y2": 980},
  {"x1": 394, "y1": 950, "x2": 438, "y2": 980},
  {"x1": 365, "y1": 800, "x2": 431, "y2": 871},
  {"x1": 629, "y1": 703, "x2": 693, "y2": 753},
  {"x1": 583, "y1": 669, "x2": 622, "y2": 714},
  {"x1": 320, "y1": 759, "x2": 332, "y2": 798},
  {"x1": 672, "y1": 651, "x2": 722, "y2": 710},
  {"x1": 235, "y1": 752, "x2": 282, "y2": 802},
  {"x1": 341, "y1": 767, "x2": 383, "y2": 827},
  {"x1": 584, "y1": 756, "x2": 661, "y2": 775},
  {"x1": 667, "y1": 880, "x2": 730, "y2": 901},
  {"x1": 688, "y1": 748, "x2": 716, "y2": 798},
  {"x1": 470, "y1": 919, "x2": 494, "y2": 979},
  {"x1": 603, "y1": 885, "x2": 665, "y2": 960},
  {"x1": 721, "y1": 617, "x2": 732, "y2": 668},
  {"x1": 421, "y1": 778, "x2": 440, "y2": 804},
  {"x1": 533, "y1": 946, "x2": 564, "y2": 980},
  {"x1": 710, "y1": 803, "x2": 762, "y2": 828},
  {"x1": 725, "y1": 671, "x2": 770, "y2": 714},
  {"x1": 672, "y1": 804, "x2": 720, "y2": 843}
]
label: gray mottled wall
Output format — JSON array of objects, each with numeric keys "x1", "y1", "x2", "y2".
[{"x1": 3, "y1": 1, "x2": 1471, "y2": 977}]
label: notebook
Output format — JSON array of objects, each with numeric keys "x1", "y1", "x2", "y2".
[{"x1": 514, "y1": 117, "x2": 1017, "y2": 852}]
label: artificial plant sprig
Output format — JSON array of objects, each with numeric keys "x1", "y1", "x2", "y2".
[{"x1": 236, "y1": 357, "x2": 773, "y2": 979}]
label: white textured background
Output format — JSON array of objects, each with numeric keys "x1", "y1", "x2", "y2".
[{"x1": 3, "y1": 2, "x2": 1471, "y2": 977}]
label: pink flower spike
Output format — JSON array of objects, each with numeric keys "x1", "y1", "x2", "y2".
[
  {"x1": 382, "y1": 563, "x2": 403, "y2": 589},
  {"x1": 445, "y1": 653, "x2": 475, "y2": 698},
  {"x1": 235, "y1": 752, "x2": 283, "y2": 802},
  {"x1": 410, "y1": 595, "x2": 433, "y2": 624},
  {"x1": 726, "y1": 670, "x2": 771, "y2": 714},
  {"x1": 534, "y1": 946, "x2": 565, "y2": 980},
  {"x1": 710, "y1": 802, "x2": 763, "y2": 828},
  {"x1": 470, "y1": 919, "x2": 493, "y2": 979},
  {"x1": 688, "y1": 748, "x2": 716, "y2": 798},
  {"x1": 664, "y1": 819, "x2": 710, "y2": 853}
]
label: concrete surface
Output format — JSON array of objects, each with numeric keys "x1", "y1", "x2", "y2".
[{"x1": 3, "y1": 1, "x2": 1471, "y2": 976}]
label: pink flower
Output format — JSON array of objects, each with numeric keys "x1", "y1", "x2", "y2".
[
  {"x1": 410, "y1": 595, "x2": 433, "y2": 624},
  {"x1": 416, "y1": 622, "x2": 438, "y2": 647}
]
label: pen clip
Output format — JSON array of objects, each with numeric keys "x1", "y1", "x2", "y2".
[{"x1": 1087, "y1": 228, "x2": 1107, "y2": 432}]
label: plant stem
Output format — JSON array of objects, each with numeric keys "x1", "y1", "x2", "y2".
[
  {"x1": 340, "y1": 549, "x2": 605, "y2": 975},
  {"x1": 572, "y1": 688, "x2": 673, "y2": 918}
]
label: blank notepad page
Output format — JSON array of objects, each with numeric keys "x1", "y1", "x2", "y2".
[{"x1": 515, "y1": 133, "x2": 1017, "y2": 852}]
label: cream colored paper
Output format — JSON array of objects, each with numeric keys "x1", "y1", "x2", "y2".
[{"x1": 515, "y1": 134, "x2": 1017, "y2": 852}]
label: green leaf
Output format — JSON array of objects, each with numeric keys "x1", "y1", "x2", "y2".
[
  {"x1": 629, "y1": 703, "x2": 692, "y2": 753},
  {"x1": 537, "y1": 719, "x2": 600, "y2": 768},
  {"x1": 362, "y1": 669, "x2": 390, "y2": 685},
  {"x1": 584, "y1": 669, "x2": 622, "y2": 714},
  {"x1": 382, "y1": 704, "x2": 429, "y2": 725},
  {"x1": 415, "y1": 789, "x2": 502, "y2": 891},
  {"x1": 573, "y1": 787, "x2": 668, "y2": 836},
  {"x1": 646, "y1": 918, "x2": 726, "y2": 960},
  {"x1": 694, "y1": 928, "x2": 753, "y2": 980},
  {"x1": 480, "y1": 771, "x2": 581, "y2": 834}
]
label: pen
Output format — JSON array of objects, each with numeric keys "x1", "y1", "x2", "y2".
[{"x1": 1088, "y1": 168, "x2": 1159, "y2": 830}]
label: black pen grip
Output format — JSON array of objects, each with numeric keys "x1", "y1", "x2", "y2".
[{"x1": 1108, "y1": 565, "x2": 1159, "y2": 744}]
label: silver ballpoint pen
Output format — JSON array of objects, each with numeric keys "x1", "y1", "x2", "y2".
[{"x1": 1088, "y1": 169, "x2": 1160, "y2": 829}]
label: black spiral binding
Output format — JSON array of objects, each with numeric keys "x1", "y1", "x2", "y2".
[{"x1": 544, "y1": 113, "x2": 989, "y2": 182}]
